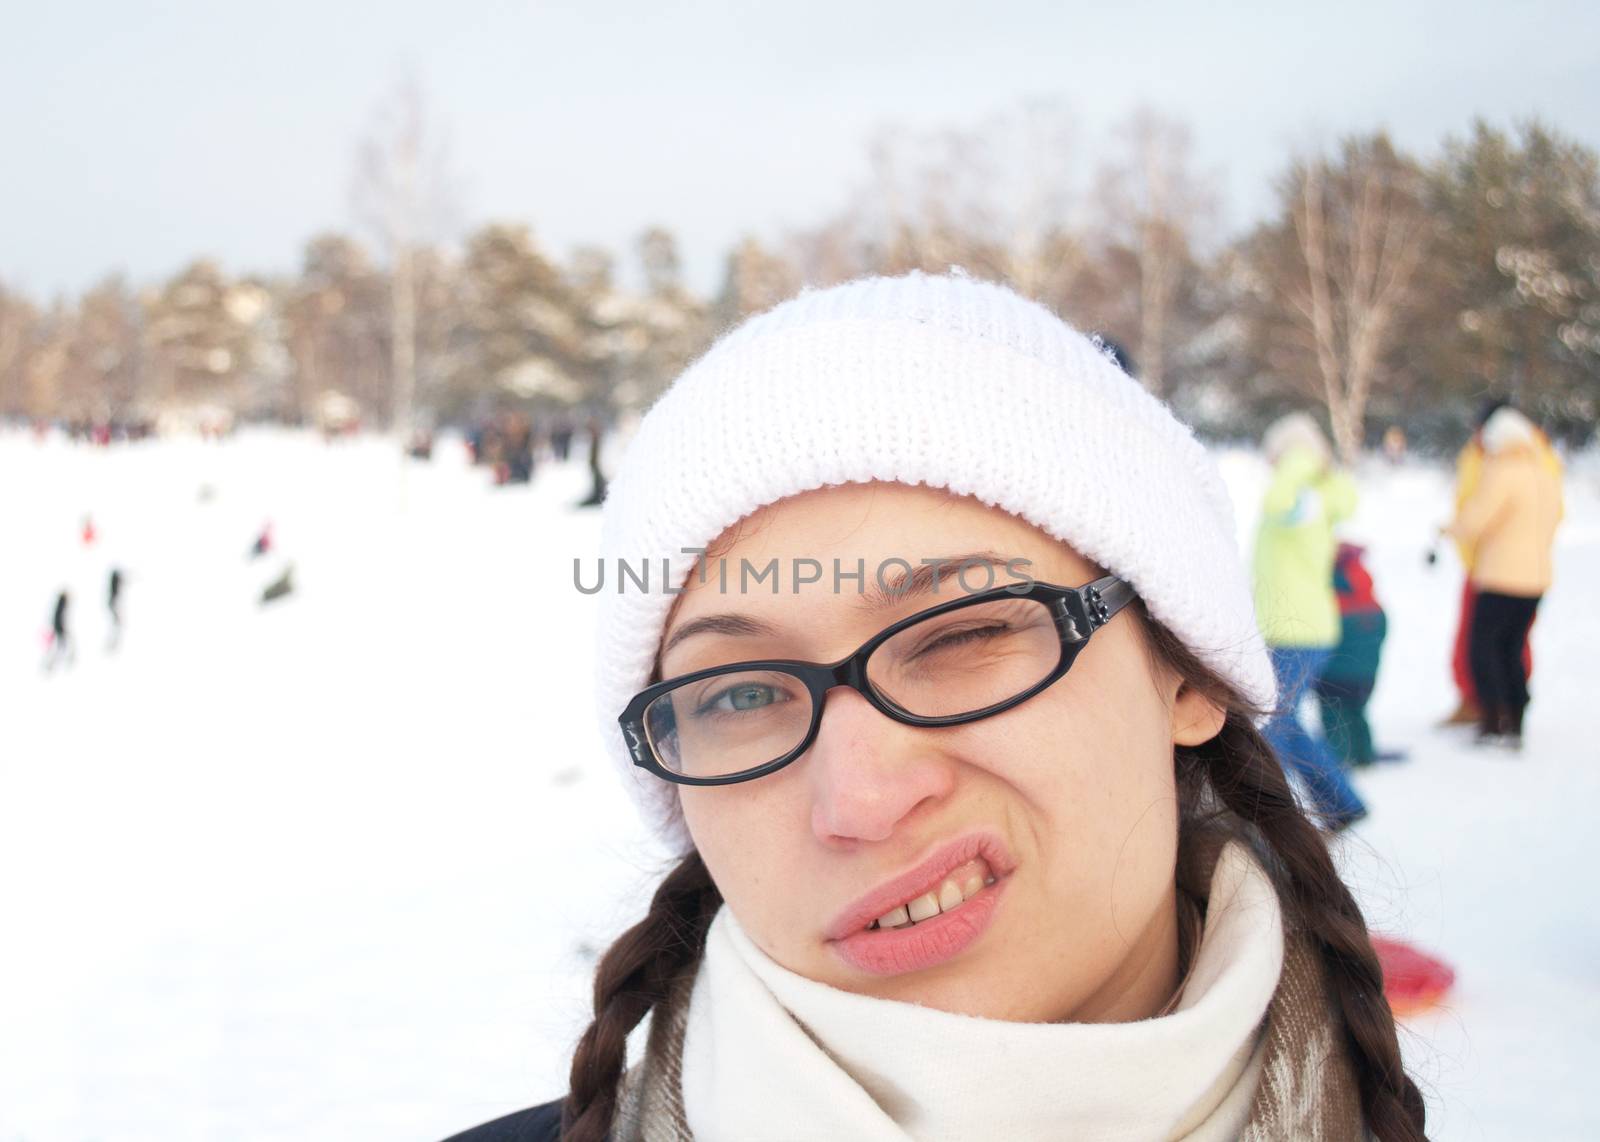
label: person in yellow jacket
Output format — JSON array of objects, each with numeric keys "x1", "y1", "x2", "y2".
[
  {"x1": 1253, "y1": 413, "x2": 1367, "y2": 828},
  {"x1": 1444, "y1": 406, "x2": 1564, "y2": 749},
  {"x1": 1440, "y1": 400, "x2": 1564, "y2": 726}
]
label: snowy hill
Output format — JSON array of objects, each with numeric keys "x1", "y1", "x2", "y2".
[{"x1": 1, "y1": 429, "x2": 1595, "y2": 1141}]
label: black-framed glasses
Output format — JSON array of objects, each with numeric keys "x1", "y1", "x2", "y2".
[{"x1": 618, "y1": 575, "x2": 1135, "y2": 786}]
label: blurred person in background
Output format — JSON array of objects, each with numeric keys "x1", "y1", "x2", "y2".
[
  {"x1": 1252, "y1": 413, "x2": 1367, "y2": 830},
  {"x1": 448, "y1": 275, "x2": 1424, "y2": 1142},
  {"x1": 576, "y1": 414, "x2": 608, "y2": 507},
  {"x1": 106, "y1": 567, "x2": 124, "y2": 651},
  {"x1": 484, "y1": 411, "x2": 536, "y2": 485},
  {"x1": 466, "y1": 421, "x2": 488, "y2": 465},
  {"x1": 1438, "y1": 398, "x2": 1563, "y2": 727},
  {"x1": 249, "y1": 521, "x2": 274, "y2": 560},
  {"x1": 1381, "y1": 425, "x2": 1407, "y2": 465},
  {"x1": 1444, "y1": 406, "x2": 1564, "y2": 750},
  {"x1": 43, "y1": 589, "x2": 73, "y2": 672},
  {"x1": 1314, "y1": 543, "x2": 1402, "y2": 768},
  {"x1": 506, "y1": 417, "x2": 535, "y2": 484},
  {"x1": 261, "y1": 561, "x2": 296, "y2": 606},
  {"x1": 549, "y1": 414, "x2": 575, "y2": 462}
]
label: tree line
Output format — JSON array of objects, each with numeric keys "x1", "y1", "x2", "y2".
[{"x1": 0, "y1": 109, "x2": 1594, "y2": 457}]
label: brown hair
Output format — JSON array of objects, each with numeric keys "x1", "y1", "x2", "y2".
[{"x1": 561, "y1": 604, "x2": 1426, "y2": 1142}]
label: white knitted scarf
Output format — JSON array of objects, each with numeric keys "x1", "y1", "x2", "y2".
[{"x1": 678, "y1": 842, "x2": 1284, "y2": 1142}]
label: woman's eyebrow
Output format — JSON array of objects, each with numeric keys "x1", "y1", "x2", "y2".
[
  {"x1": 660, "y1": 550, "x2": 1018, "y2": 656},
  {"x1": 855, "y1": 550, "x2": 1016, "y2": 611},
  {"x1": 661, "y1": 613, "x2": 782, "y2": 656}
]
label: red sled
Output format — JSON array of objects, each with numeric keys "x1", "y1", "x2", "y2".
[{"x1": 1372, "y1": 936, "x2": 1456, "y2": 1015}]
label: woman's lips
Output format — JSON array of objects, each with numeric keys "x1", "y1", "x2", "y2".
[
  {"x1": 823, "y1": 831, "x2": 1016, "y2": 976},
  {"x1": 829, "y1": 875, "x2": 1008, "y2": 976}
]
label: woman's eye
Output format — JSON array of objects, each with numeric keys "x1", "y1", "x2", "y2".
[
  {"x1": 916, "y1": 623, "x2": 1010, "y2": 654},
  {"x1": 701, "y1": 683, "x2": 788, "y2": 714}
]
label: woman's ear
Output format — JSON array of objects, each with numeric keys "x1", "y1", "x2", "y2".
[{"x1": 1170, "y1": 682, "x2": 1227, "y2": 747}]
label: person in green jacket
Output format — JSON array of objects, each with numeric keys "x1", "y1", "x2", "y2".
[{"x1": 1252, "y1": 413, "x2": 1368, "y2": 829}]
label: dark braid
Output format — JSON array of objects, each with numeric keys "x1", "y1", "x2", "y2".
[
  {"x1": 561, "y1": 850, "x2": 721, "y2": 1142},
  {"x1": 1147, "y1": 616, "x2": 1428, "y2": 1142}
]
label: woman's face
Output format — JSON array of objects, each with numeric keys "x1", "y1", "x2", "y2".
[{"x1": 663, "y1": 482, "x2": 1224, "y2": 1022}]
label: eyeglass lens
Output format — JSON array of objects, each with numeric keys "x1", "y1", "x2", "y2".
[{"x1": 642, "y1": 596, "x2": 1061, "y2": 779}]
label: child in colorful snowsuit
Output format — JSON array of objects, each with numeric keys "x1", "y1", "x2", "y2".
[{"x1": 1314, "y1": 544, "x2": 1386, "y2": 768}]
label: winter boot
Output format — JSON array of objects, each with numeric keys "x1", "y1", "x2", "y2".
[
  {"x1": 1502, "y1": 705, "x2": 1526, "y2": 753},
  {"x1": 1473, "y1": 706, "x2": 1506, "y2": 746},
  {"x1": 1437, "y1": 699, "x2": 1482, "y2": 728}
]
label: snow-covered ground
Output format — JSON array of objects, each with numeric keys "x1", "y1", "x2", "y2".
[{"x1": 0, "y1": 429, "x2": 1595, "y2": 1141}]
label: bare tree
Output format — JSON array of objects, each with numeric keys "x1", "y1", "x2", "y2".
[
  {"x1": 282, "y1": 233, "x2": 391, "y2": 423},
  {"x1": 1095, "y1": 110, "x2": 1218, "y2": 396},
  {"x1": 625, "y1": 227, "x2": 712, "y2": 408},
  {"x1": 977, "y1": 99, "x2": 1086, "y2": 302},
  {"x1": 1245, "y1": 135, "x2": 1432, "y2": 462},
  {"x1": 353, "y1": 74, "x2": 458, "y2": 441},
  {"x1": 59, "y1": 276, "x2": 146, "y2": 421},
  {"x1": 22, "y1": 303, "x2": 70, "y2": 421},
  {"x1": 143, "y1": 260, "x2": 262, "y2": 415},
  {"x1": 0, "y1": 284, "x2": 41, "y2": 417},
  {"x1": 715, "y1": 236, "x2": 801, "y2": 324},
  {"x1": 1418, "y1": 119, "x2": 1600, "y2": 440},
  {"x1": 818, "y1": 99, "x2": 1088, "y2": 311}
]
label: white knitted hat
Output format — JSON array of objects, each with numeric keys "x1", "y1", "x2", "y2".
[
  {"x1": 1481, "y1": 407, "x2": 1538, "y2": 455},
  {"x1": 594, "y1": 272, "x2": 1274, "y2": 851},
  {"x1": 1262, "y1": 411, "x2": 1332, "y2": 466}
]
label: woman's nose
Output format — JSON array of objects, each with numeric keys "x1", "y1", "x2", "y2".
[{"x1": 806, "y1": 687, "x2": 956, "y2": 846}]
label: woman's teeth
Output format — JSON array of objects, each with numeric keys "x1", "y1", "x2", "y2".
[{"x1": 868, "y1": 872, "x2": 995, "y2": 931}]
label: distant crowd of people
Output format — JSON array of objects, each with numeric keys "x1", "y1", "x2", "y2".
[
  {"x1": 464, "y1": 411, "x2": 610, "y2": 505},
  {"x1": 21, "y1": 417, "x2": 159, "y2": 445}
]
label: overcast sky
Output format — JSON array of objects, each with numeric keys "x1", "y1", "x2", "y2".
[{"x1": 4, "y1": 0, "x2": 1597, "y2": 298}]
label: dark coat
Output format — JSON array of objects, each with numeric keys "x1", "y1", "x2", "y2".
[{"x1": 441, "y1": 1099, "x2": 562, "y2": 1142}]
